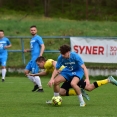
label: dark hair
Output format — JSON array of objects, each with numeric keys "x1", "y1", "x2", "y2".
[
  {"x1": 0, "y1": 30, "x2": 4, "y2": 32},
  {"x1": 59, "y1": 44, "x2": 71, "y2": 54},
  {"x1": 30, "y1": 25, "x2": 37, "y2": 28},
  {"x1": 36, "y1": 56, "x2": 46, "y2": 62}
]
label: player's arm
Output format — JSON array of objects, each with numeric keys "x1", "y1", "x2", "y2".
[
  {"x1": 48, "y1": 68, "x2": 59, "y2": 87},
  {"x1": 48, "y1": 61, "x2": 60, "y2": 87},
  {"x1": 4, "y1": 39, "x2": 12, "y2": 49},
  {"x1": 52, "y1": 61, "x2": 57, "y2": 68},
  {"x1": 52, "y1": 60, "x2": 61, "y2": 73},
  {"x1": 24, "y1": 49, "x2": 31, "y2": 52},
  {"x1": 81, "y1": 64, "x2": 90, "y2": 85},
  {"x1": 29, "y1": 71, "x2": 48, "y2": 76},
  {"x1": 4, "y1": 44, "x2": 12, "y2": 49},
  {"x1": 39, "y1": 44, "x2": 45, "y2": 56}
]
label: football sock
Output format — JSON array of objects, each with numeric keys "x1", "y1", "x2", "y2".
[
  {"x1": 34, "y1": 76, "x2": 43, "y2": 89},
  {"x1": 78, "y1": 94, "x2": 85, "y2": 103},
  {"x1": 2, "y1": 69, "x2": 6, "y2": 79},
  {"x1": 54, "y1": 92, "x2": 59, "y2": 96},
  {"x1": 68, "y1": 89, "x2": 76, "y2": 96},
  {"x1": 27, "y1": 75, "x2": 34, "y2": 82},
  {"x1": 93, "y1": 79, "x2": 109, "y2": 88}
]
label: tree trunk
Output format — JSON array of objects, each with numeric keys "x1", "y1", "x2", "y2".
[
  {"x1": 44, "y1": 0, "x2": 50, "y2": 17},
  {"x1": 0, "y1": 0, "x2": 3, "y2": 7},
  {"x1": 86, "y1": 0, "x2": 88, "y2": 20}
]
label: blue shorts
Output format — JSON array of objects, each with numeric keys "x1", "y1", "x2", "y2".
[
  {"x1": 0, "y1": 56, "x2": 7, "y2": 66},
  {"x1": 60, "y1": 68, "x2": 84, "y2": 81},
  {"x1": 25, "y1": 60, "x2": 39, "y2": 74}
]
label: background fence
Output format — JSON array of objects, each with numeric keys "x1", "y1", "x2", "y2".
[
  {"x1": 7, "y1": 36, "x2": 70, "y2": 66},
  {"x1": 4, "y1": 36, "x2": 117, "y2": 75}
]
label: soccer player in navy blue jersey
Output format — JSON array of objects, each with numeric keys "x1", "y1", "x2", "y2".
[
  {"x1": 0, "y1": 30, "x2": 12, "y2": 82},
  {"x1": 24, "y1": 25, "x2": 45, "y2": 92}
]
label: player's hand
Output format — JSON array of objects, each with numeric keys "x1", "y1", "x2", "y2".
[
  {"x1": 48, "y1": 79, "x2": 54, "y2": 87},
  {"x1": 4, "y1": 46, "x2": 9, "y2": 49},
  {"x1": 24, "y1": 49, "x2": 28, "y2": 53},
  {"x1": 4, "y1": 46, "x2": 7, "y2": 49},
  {"x1": 84, "y1": 79, "x2": 90, "y2": 85},
  {"x1": 29, "y1": 73, "x2": 35, "y2": 76},
  {"x1": 26, "y1": 73, "x2": 30, "y2": 76}
]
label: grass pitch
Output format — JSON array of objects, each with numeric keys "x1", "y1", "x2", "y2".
[{"x1": 0, "y1": 76, "x2": 117, "y2": 117}]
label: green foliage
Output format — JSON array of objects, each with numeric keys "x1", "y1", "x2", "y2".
[
  {"x1": 0, "y1": 77, "x2": 117, "y2": 117},
  {"x1": 0, "y1": 0, "x2": 117, "y2": 21}
]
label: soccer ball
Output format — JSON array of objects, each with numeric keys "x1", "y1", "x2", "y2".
[{"x1": 52, "y1": 96, "x2": 62, "y2": 106}]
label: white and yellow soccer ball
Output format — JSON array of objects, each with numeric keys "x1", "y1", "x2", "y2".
[{"x1": 52, "y1": 96, "x2": 62, "y2": 106}]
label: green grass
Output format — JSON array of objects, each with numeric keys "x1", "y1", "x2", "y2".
[
  {"x1": 0, "y1": 76, "x2": 117, "y2": 117},
  {"x1": 1, "y1": 17, "x2": 117, "y2": 36},
  {"x1": 0, "y1": 14, "x2": 117, "y2": 67}
]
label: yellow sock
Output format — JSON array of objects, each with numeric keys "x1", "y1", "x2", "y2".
[
  {"x1": 69, "y1": 89, "x2": 76, "y2": 96},
  {"x1": 96, "y1": 79, "x2": 109, "y2": 87}
]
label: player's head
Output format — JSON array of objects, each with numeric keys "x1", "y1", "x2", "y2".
[
  {"x1": 0, "y1": 30, "x2": 4, "y2": 39},
  {"x1": 59, "y1": 44, "x2": 71, "y2": 59},
  {"x1": 30, "y1": 25, "x2": 37, "y2": 36},
  {"x1": 36, "y1": 56, "x2": 46, "y2": 68}
]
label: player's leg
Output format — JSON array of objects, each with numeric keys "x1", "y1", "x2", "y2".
[
  {"x1": 78, "y1": 79, "x2": 90, "y2": 100},
  {"x1": 46, "y1": 81, "x2": 71, "y2": 104},
  {"x1": 32, "y1": 61, "x2": 44, "y2": 92},
  {"x1": 53, "y1": 74, "x2": 66, "y2": 96},
  {"x1": 59, "y1": 81, "x2": 73, "y2": 96},
  {"x1": 85, "y1": 76, "x2": 117, "y2": 91},
  {"x1": 60, "y1": 79, "x2": 90, "y2": 100},
  {"x1": 1, "y1": 57, "x2": 7, "y2": 82},
  {"x1": 46, "y1": 75, "x2": 65, "y2": 104},
  {"x1": 71, "y1": 77, "x2": 85, "y2": 107},
  {"x1": 24, "y1": 60, "x2": 39, "y2": 92}
]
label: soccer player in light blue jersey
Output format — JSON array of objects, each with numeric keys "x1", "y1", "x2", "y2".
[
  {"x1": 24, "y1": 25, "x2": 45, "y2": 92},
  {"x1": 48, "y1": 44, "x2": 117, "y2": 107},
  {"x1": 48, "y1": 44, "x2": 89, "y2": 107},
  {"x1": 0, "y1": 30, "x2": 12, "y2": 82}
]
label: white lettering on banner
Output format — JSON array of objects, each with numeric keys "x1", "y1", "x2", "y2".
[{"x1": 70, "y1": 37, "x2": 117, "y2": 63}]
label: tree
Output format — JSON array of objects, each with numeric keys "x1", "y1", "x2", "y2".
[{"x1": 44, "y1": 0, "x2": 50, "y2": 17}]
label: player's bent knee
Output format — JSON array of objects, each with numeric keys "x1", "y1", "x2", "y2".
[
  {"x1": 54, "y1": 79, "x2": 63, "y2": 85},
  {"x1": 59, "y1": 88, "x2": 66, "y2": 96},
  {"x1": 70, "y1": 82, "x2": 76, "y2": 88},
  {"x1": 85, "y1": 85, "x2": 94, "y2": 91}
]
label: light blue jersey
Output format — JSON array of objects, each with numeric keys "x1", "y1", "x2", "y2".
[
  {"x1": 25, "y1": 35, "x2": 44, "y2": 73},
  {"x1": 56, "y1": 52, "x2": 84, "y2": 81},
  {"x1": 30, "y1": 35, "x2": 44, "y2": 61},
  {"x1": 0, "y1": 37, "x2": 11, "y2": 66}
]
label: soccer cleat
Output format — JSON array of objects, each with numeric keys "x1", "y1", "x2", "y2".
[
  {"x1": 80, "y1": 102, "x2": 86, "y2": 107},
  {"x1": 81, "y1": 89, "x2": 90, "y2": 101},
  {"x1": 46, "y1": 100, "x2": 52, "y2": 104},
  {"x1": 2, "y1": 79, "x2": 5, "y2": 82},
  {"x1": 108, "y1": 76, "x2": 117, "y2": 86},
  {"x1": 32, "y1": 85, "x2": 38, "y2": 92},
  {"x1": 37, "y1": 89, "x2": 44, "y2": 92}
]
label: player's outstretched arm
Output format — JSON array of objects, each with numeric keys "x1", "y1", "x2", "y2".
[
  {"x1": 23, "y1": 49, "x2": 31, "y2": 53},
  {"x1": 29, "y1": 71, "x2": 47, "y2": 76},
  {"x1": 4, "y1": 44, "x2": 12, "y2": 49},
  {"x1": 39, "y1": 44, "x2": 45, "y2": 56},
  {"x1": 81, "y1": 64, "x2": 90, "y2": 85},
  {"x1": 48, "y1": 69, "x2": 59, "y2": 87}
]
